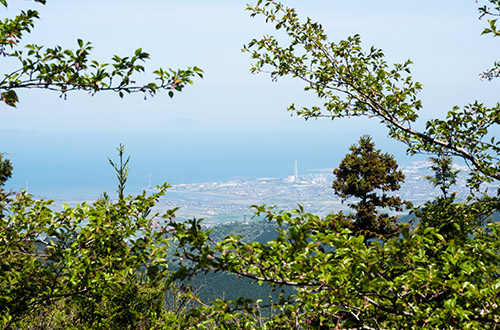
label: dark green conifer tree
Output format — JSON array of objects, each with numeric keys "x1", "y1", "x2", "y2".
[{"x1": 332, "y1": 135, "x2": 407, "y2": 240}]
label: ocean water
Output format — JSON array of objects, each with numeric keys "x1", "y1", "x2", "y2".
[
  {"x1": 3, "y1": 122, "x2": 420, "y2": 201},
  {"x1": 5, "y1": 148, "x2": 338, "y2": 200}
]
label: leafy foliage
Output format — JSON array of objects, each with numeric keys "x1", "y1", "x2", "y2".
[
  {"x1": 162, "y1": 1, "x2": 500, "y2": 329},
  {"x1": 0, "y1": 183, "x2": 177, "y2": 329},
  {"x1": 169, "y1": 206, "x2": 500, "y2": 329},
  {"x1": 0, "y1": 146, "x2": 187, "y2": 329},
  {"x1": 3, "y1": 1, "x2": 500, "y2": 329},
  {"x1": 332, "y1": 135, "x2": 407, "y2": 240},
  {"x1": 244, "y1": 0, "x2": 500, "y2": 190},
  {"x1": 478, "y1": 0, "x2": 500, "y2": 79},
  {"x1": 0, "y1": 0, "x2": 203, "y2": 107},
  {"x1": 0, "y1": 0, "x2": 204, "y2": 326}
]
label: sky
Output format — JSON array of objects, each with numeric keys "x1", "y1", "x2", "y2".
[{"x1": 1, "y1": 0, "x2": 499, "y2": 199}]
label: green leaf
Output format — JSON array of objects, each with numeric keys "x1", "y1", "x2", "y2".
[{"x1": 1, "y1": 90, "x2": 19, "y2": 107}]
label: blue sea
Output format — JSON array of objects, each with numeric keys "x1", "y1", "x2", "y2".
[{"x1": 3, "y1": 122, "x2": 424, "y2": 201}]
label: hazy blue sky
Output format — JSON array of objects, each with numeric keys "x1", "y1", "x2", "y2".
[{"x1": 1, "y1": 1, "x2": 499, "y2": 198}]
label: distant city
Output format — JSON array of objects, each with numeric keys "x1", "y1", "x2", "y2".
[{"x1": 150, "y1": 161, "x2": 494, "y2": 226}]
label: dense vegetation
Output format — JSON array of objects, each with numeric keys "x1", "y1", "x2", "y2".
[{"x1": 2, "y1": 0, "x2": 500, "y2": 329}]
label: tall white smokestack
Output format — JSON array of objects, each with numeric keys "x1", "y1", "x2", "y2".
[{"x1": 294, "y1": 160, "x2": 299, "y2": 182}]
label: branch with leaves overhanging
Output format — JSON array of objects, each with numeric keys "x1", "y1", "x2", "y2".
[
  {"x1": 478, "y1": 0, "x2": 500, "y2": 79},
  {"x1": 244, "y1": 0, "x2": 500, "y2": 190},
  {"x1": 0, "y1": 0, "x2": 203, "y2": 107}
]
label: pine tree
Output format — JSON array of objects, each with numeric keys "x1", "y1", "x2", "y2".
[{"x1": 332, "y1": 135, "x2": 407, "y2": 240}]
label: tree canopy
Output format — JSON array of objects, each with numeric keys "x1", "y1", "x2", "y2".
[
  {"x1": 244, "y1": 0, "x2": 500, "y2": 190},
  {"x1": 332, "y1": 135, "x2": 407, "y2": 240},
  {"x1": 164, "y1": 1, "x2": 500, "y2": 329},
  {"x1": 0, "y1": 1, "x2": 201, "y2": 328}
]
